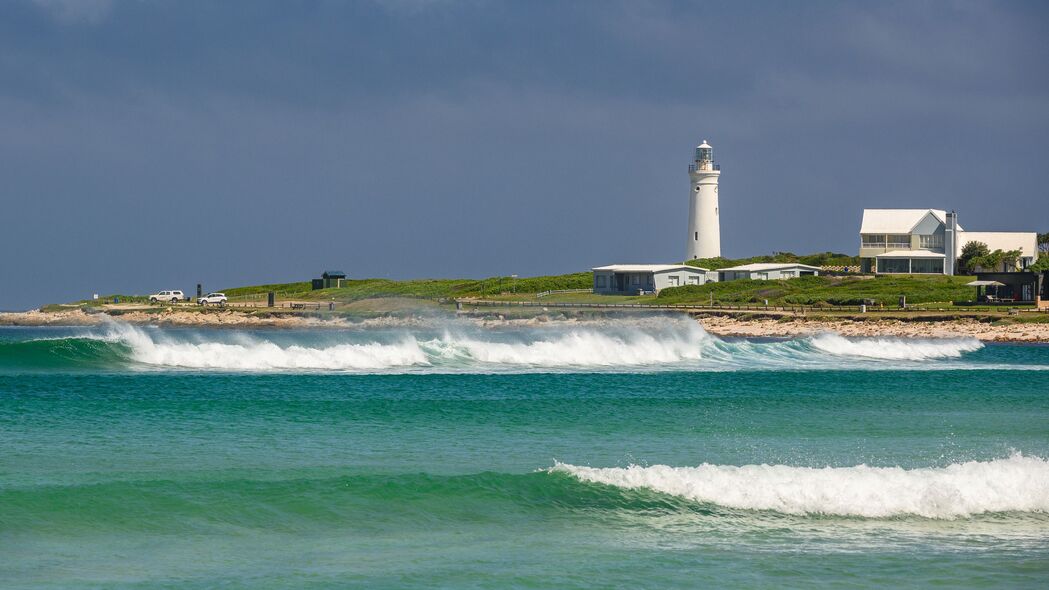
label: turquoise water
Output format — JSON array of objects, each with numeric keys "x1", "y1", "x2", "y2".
[{"x1": 2, "y1": 319, "x2": 1048, "y2": 588}]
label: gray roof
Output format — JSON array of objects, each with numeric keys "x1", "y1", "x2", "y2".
[
  {"x1": 718, "y1": 263, "x2": 822, "y2": 272},
  {"x1": 592, "y1": 264, "x2": 710, "y2": 273}
]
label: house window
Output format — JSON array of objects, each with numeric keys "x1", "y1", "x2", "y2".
[
  {"x1": 879, "y1": 258, "x2": 911, "y2": 273},
  {"x1": 759, "y1": 272, "x2": 769, "y2": 280},
  {"x1": 919, "y1": 234, "x2": 943, "y2": 249},
  {"x1": 782, "y1": 271, "x2": 795, "y2": 278},
  {"x1": 688, "y1": 276, "x2": 700, "y2": 285},
  {"x1": 862, "y1": 234, "x2": 885, "y2": 247},
  {"x1": 911, "y1": 258, "x2": 944, "y2": 274},
  {"x1": 668, "y1": 275, "x2": 680, "y2": 286},
  {"x1": 887, "y1": 234, "x2": 910, "y2": 248},
  {"x1": 596, "y1": 276, "x2": 606, "y2": 288},
  {"x1": 632, "y1": 274, "x2": 640, "y2": 285}
]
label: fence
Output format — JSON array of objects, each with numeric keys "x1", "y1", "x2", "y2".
[
  {"x1": 535, "y1": 289, "x2": 593, "y2": 298},
  {"x1": 456, "y1": 298, "x2": 1049, "y2": 314}
]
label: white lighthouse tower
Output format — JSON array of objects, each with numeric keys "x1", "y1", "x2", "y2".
[{"x1": 686, "y1": 140, "x2": 721, "y2": 260}]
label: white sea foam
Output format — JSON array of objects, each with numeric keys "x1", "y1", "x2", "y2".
[
  {"x1": 552, "y1": 454, "x2": 1049, "y2": 519},
  {"x1": 75, "y1": 318, "x2": 997, "y2": 372},
  {"x1": 432, "y1": 326, "x2": 704, "y2": 367},
  {"x1": 107, "y1": 322, "x2": 429, "y2": 370},
  {"x1": 90, "y1": 319, "x2": 711, "y2": 371},
  {"x1": 808, "y1": 332, "x2": 983, "y2": 360}
]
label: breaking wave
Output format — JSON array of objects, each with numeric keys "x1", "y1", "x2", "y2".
[
  {"x1": 0, "y1": 318, "x2": 1005, "y2": 373},
  {"x1": 808, "y1": 332, "x2": 983, "y2": 360},
  {"x1": 552, "y1": 454, "x2": 1049, "y2": 519}
]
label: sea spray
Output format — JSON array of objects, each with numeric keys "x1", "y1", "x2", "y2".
[
  {"x1": 552, "y1": 453, "x2": 1049, "y2": 519},
  {"x1": 2, "y1": 318, "x2": 999, "y2": 373},
  {"x1": 808, "y1": 332, "x2": 983, "y2": 360}
]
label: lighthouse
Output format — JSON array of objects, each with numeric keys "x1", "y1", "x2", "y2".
[{"x1": 686, "y1": 140, "x2": 721, "y2": 260}]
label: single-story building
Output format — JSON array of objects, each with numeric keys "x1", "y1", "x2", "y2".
[
  {"x1": 312, "y1": 270, "x2": 347, "y2": 290},
  {"x1": 592, "y1": 264, "x2": 712, "y2": 295},
  {"x1": 717, "y1": 263, "x2": 820, "y2": 282},
  {"x1": 970, "y1": 271, "x2": 1049, "y2": 304}
]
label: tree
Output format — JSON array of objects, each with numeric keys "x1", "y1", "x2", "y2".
[
  {"x1": 967, "y1": 247, "x2": 1023, "y2": 273},
  {"x1": 1039, "y1": 232, "x2": 1049, "y2": 256},
  {"x1": 958, "y1": 241, "x2": 989, "y2": 274},
  {"x1": 999, "y1": 249, "x2": 1022, "y2": 272}
]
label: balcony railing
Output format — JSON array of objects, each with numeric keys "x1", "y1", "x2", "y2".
[
  {"x1": 688, "y1": 163, "x2": 721, "y2": 172},
  {"x1": 861, "y1": 242, "x2": 911, "y2": 249}
]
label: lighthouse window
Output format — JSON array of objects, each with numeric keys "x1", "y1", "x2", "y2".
[
  {"x1": 695, "y1": 232, "x2": 698, "y2": 241},
  {"x1": 695, "y1": 187, "x2": 700, "y2": 191}
]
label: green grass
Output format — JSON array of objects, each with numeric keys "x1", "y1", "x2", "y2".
[
  {"x1": 657, "y1": 275, "x2": 976, "y2": 306},
  {"x1": 684, "y1": 251, "x2": 860, "y2": 270},
  {"x1": 991, "y1": 313, "x2": 1049, "y2": 325},
  {"x1": 221, "y1": 281, "x2": 313, "y2": 297},
  {"x1": 222, "y1": 273, "x2": 594, "y2": 304}
]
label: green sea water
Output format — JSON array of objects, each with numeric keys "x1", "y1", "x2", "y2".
[{"x1": 1, "y1": 318, "x2": 1048, "y2": 588}]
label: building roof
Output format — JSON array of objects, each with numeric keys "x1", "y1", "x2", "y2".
[
  {"x1": 957, "y1": 231, "x2": 1039, "y2": 258},
  {"x1": 718, "y1": 263, "x2": 822, "y2": 272},
  {"x1": 592, "y1": 264, "x2": 709, "y2": 273},
  {"x1": 859, "y1": 209, "x2": 954, "y2": 234},
  {"x1": 874, "y1": 250, "x2": 946, "y2": 258},
  {"x1": 322, "y1": 270, "x2": 347, "y2": 278}
]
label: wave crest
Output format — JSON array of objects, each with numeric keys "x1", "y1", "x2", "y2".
[
  {"x1": 551, "y1": 454, "x2": 1049, "y2": 519},
  {"x1": 5, "y1": 318, "x2": 999, "y2": 373},
  {"x1": 808, "y1": 332, "x2": 983, "y2": 360}
]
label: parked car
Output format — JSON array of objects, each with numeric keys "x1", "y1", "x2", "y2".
[
  {"x1": 149, "y1": 290, "x2": 185, "y2": 303},
  {"x1": 197, "y1": 292, "x2": 228, "y2": 306}
]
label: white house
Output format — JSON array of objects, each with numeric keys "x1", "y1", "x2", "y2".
[
  {"x1": 592, "y1": 264, "x2": 712, "y2": 295},
  {"x1": 858, "y1": 209, "x2": 1038, "y2": 275},
  {"x1": 717, "y1": 263, "x2": 821, "y2": 282}
]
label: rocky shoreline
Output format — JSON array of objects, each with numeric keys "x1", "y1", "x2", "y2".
[{"x1": 1, "y1": 307, "x2": 1045, "y2": 342}]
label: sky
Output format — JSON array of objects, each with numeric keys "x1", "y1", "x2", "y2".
[{"x1": 1, "y1": 0, "x2": 1047, "y2": 310}]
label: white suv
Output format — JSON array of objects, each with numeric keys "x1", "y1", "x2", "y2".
[
  {"x1": 149, "y1": 290, "x2": 185, "y2": 303},
  {"x1": 197, "y1": 292, "x2": 228, "y2": 306}
]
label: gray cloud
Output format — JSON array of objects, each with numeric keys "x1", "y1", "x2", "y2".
[
  {"x1": 32, "y1": 0, "x2": 114, "y2": 24},
  {"x1": 1, "y1": 0, "x2": 1047, "y2": 309}
]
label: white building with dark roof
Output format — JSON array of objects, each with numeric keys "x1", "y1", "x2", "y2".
[{"x1": 858, "y1": 209, "x2": 1038, "y2": 274}]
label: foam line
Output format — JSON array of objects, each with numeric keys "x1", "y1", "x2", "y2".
[
  {"x1": 552, "y1": 454, "x2": 1049, "y2": 519},
  {"x1": 48, "y1": 318, "x2": 993, "y2": 372}
]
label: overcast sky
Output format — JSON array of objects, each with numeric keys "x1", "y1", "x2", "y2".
[{"x1": 1, "y1": 0, "x2": 1047, "y2": 309}]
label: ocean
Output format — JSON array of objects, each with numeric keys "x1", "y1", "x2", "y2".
[{"x1": 2, "y1": 317, "x2": 1048, "y2": 588}]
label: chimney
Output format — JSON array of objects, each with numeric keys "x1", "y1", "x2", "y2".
[{"x1": 945, "y1": 211, "x2": 957, "y2": 275}]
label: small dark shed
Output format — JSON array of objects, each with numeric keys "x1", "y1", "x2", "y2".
[{"x1": 312, "y1": 270, "x2": 348, "y2": 290}]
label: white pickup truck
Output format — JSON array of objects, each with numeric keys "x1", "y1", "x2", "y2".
[
  {"x1": 149, "y1": 290, "x2": 185, "y2": 303},
  {"x1": 197, "y1": 292, "x2": 228, "y2": 306}
]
